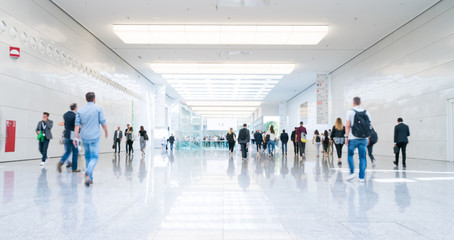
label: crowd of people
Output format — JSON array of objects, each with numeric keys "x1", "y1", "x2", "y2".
[
  {"x1": 35, "y1": 92, "x2": 150, "y2": 187},
  {"x1": 35, "y1": 94, "x2": 410, "y2": 187},
  {"x1": 225, "y1": 97, "x2": 411, "y2": 183}
]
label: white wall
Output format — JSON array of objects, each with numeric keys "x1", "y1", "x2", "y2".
[
  {"x1": 330, "y1": 0, "x2": 454, "y2": 161},
  {"x1": 0, "y1": 0, "x2": 155, "y2": 162}
]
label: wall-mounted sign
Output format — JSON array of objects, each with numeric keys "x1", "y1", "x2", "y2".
[
  {"x1": 9, "y1": 47, "x2": 20, "y2": 58},
  {"x1": 316, "y1": 74, "x2": 329, "y2": 124}
]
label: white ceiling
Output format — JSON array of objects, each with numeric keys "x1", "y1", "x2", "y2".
[{"x1": 52, "y1": 0, "x2": 439, "y2": 112}]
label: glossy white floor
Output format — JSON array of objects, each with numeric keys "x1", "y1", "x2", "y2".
[{"x1": 1, "y1": 145, "x2": 454, "y2": 240}]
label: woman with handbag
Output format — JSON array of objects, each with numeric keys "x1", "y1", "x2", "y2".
[{"x1": 330, "y1": 118, "x2": 346, "y2": 165}]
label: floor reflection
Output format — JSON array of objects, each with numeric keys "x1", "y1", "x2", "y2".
[{"x1": 1, "y1": 148, "x2": 454, "y2": 239}]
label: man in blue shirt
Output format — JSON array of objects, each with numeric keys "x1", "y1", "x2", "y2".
[
  {"x1": 74, "y1": 92, "x2": 108, "y2": 187},
  {"x1": 58, "y1": 103, "x2": 80, "y2": 173}
]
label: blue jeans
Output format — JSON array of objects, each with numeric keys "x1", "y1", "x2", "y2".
[
  {"x1": 82, "y1": 138, "x2": 100, "y2": 181},
  {"x1": 268, "y1": 140, "x2": 275, "y2": 154},
  {"x1": 282, "y1": 142, "x2": 287, "y2": 154},
  {"x1": 170, "y1": 143, "x2": 174, "y2": 151},
  {"x1": 348, "y1": 139, "x2": 368, "y2": 179},
  {"x1": 60, "y1": 138, "x2": 79, "y2": 171}
]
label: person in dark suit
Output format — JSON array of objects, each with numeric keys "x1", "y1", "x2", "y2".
[
  {"x1": 394, "y1": 118, "x2": 410, "y2": 167},
  {"x1": 254, "y1": 130, "x2": 263, "y2": 152},
  {"x1": 291, "y1": 127, "x2": 298, "y2": 155},
  {"x1": 113, "y1": 126, "x2": 123, "y2": 154},
  {"x1": 36, "y1": 112, "x2": 53, "y2": 166},
  {"x1": 238, "y1": 123, "x2": 250, "y2": 160},
  {"x1": 280, "y1": 130, "x2": 289, "y2": 155}
]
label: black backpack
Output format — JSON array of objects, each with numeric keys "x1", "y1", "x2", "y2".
[
  {"x1": 352, "y1": 110, "x2": 371, "y2": 138},
  {"x1": 369, "y1": 128, "x2": 378, "y2": 145},
  {"x1": 315, "y1": 136, "x2": 321, "y2": 142},
  {"x1": 265, "y1": 134, "x2": 270, "y2": 142}
]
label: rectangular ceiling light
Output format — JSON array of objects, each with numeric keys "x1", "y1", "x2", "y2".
[
  {"x1": 191, "y1": 107, "x2": 257, "y2": 111},
  {"x1": 162, "y1": 74, "x2": 284, "y2": 79},
  {"x1": 114, "y1": 25, "x2": 328, "y2": 45},
  {"x1": 185, "y1": 101, "x2": 262, "y2": 106},
  {"x1": 150, "y1": 63, "x2": 295, "y2": 74}
]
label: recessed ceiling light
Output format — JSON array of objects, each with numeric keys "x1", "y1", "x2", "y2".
[
  {"x1": 185, "y1": 101, "x2": 262, "y2": 107},
  {"x1": 113, "y1": 25, "x2": 328, "y2": 45},
  {"x1": 162, "y1": 74, "x2": 284, "y2": 79},
  {"x1": 150, "y1": 63, "x2": 295, "y2": 74}
]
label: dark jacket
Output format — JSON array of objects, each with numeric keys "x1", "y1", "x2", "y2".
[
  {"x1": 113, "y1": 130, "x2": 123, "y2": 141},
  {"x1": 63, "y1": 111, "x2": 76, "y2": 139},
  {"x1": 330, "y1": 126, "x2": 345, "y2": 139},
  {"x1": 291, "y1": 130, "x2": 296, "y2": 141},
  {"x1": 226, "y1": 132, "x2": 236, "y2": 142},
  {"x1": 254, "y1": 132, "x2": 263, "y2": 143},
  {"x1": 280, "y1": 132, "x2": 289, "y2": 143},
  {"x1": 394, "y1": 123, "x2": 410, "y2": 143},
  {"x1": 36, "y1": 120, "x2": 53, "y2": 140},
  {"x1": 168, "y1": 136, "x2": 175, "y2": 143},
  {"x1": 238, "y1": 128, "x2": 250, "y2": 144}
]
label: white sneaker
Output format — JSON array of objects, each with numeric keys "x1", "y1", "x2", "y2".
[
  {"x1": 40, "y1": 162, "x2": 45, "y2": 166},
  {"x1": 359, "y1": 179, "x2": 365, "y2": 183},
  {"x1": 346, "y1": 173, "x2": 356, "y2": 181}
]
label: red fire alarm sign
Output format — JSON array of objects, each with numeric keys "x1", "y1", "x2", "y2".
[{"x1": 10, "y1": 47, "x2": 20, "y2": 58}]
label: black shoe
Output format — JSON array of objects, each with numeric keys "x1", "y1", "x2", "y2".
[
  {"x1": 57, "y1": 162, "x2": 63, "y2": 173},
  {"x1": 66, "y1": 161, "x2": 72, "y2": 168},
  {"x1": 85, "y1": 175, "x2": 90, "y2": 187},
  {"x1": 403, "y1": 163, "x2": 406, "y2": 168},
  {"x1": 393, "y1": 161, "x2": 398, "y2": 166}
]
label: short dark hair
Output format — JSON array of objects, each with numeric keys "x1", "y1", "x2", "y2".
[
  {"x1": 398, "y1": 118, "x2": 403, "y2": 122},
  {"x1": 353, "y1": 97, "x2": 361, "y2": 105},
  {"x1": 43, "y1": 112, "x2": 49, "y2": 117},
  {"x1": 70, "y1": 103, "x2": 77, "y2": 110},
  {"x1": 300, "y1": 121, "x2": 303, "y2": 125},
  {"x1": 282, "y1": 129, "x2": 285, "y2": 133},
  {"x1": 86, "y1": 92, "x2": 95, "y2": 102},
  {"x1": 243, "y1": 123, "x2": 247, "y2": 127},
  {"x1": 294, "y1": 127, "x2": 297, "y2": 129}
]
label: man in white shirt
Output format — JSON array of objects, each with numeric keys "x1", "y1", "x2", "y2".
[{"x1": 345, "y1": 97, "x2": 372, "y2": 183}]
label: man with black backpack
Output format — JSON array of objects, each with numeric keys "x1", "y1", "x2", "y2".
[{"x1": 345, "y1": 97, "x2": 372, "y2": 183}]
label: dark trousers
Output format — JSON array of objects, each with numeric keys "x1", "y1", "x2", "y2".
[
  {"x1": 228, "y1": 141, "x2": 235, "y2": 152},
  {"x1": 293, "y1": 141, "x2": 299, "y2": 154},
  {"x1": 334, "y1": 143, "x2": 344, "y2": 159},
  {"x1": 282, "y1": 142, "x2": 287, "y2": 153},
  {"x1": 38, "y1": 139, "x2": 50, "y2": 162},
  {"x1": 114, "y1": 139, "x2": 121, "y2": 153},
  {"x1": 240, "y1": 143, "x2": 247, "y2": 159},
  {"x1": 367, "y1": 144, "x2": 375, "y2": 162},
  {"x1": 60, "y1": 138, "x2": 79, "y2": 170},
  {"x1": 298, "y1": 141, "x2": 306, "y2": 157},
  {"x1": 395, "y1": 142, "x2": 407, "y2": 165},
  {"x1": 127, "y1": 140, "x2": 133, "y2": 154},
  {"x1": 125, "y1": 139, "x2": 129, "y2": 153},
  {"x1": 256, "y1": 142, "x2": 262, "y2": 151}
]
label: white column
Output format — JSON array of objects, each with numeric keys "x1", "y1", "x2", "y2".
[{"x1": 279, "y1": 101, "x2": 288, "y2": 133}]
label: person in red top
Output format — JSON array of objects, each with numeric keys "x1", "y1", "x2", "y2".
[{"x1": 295, "y1": 121, "x2": 307, "y2": 159}]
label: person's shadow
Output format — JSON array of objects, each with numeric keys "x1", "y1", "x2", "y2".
[
  {"x1": 395, "y1": 171, "x2": 411, "y2": 212},
  {"x1": 238, "y1": 160, "x2": 250, "y2": 190},
  {"x1": 226, "y1": 157, "x2": 235, "y2": 180},
  {"x1": 280, "y1": 156, "x2": 289, "y2": 179}
]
